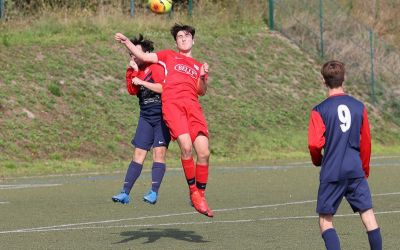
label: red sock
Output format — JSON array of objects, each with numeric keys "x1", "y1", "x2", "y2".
[
  {"x1": 181, "y1": 157, "x2": 196, "y2": 193},
  {"x1": 196, "y1": 163, "x2": 209, "y2": 196}
]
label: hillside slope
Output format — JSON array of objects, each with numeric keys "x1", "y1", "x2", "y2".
[{"x1": 0, "y1": 16, "x2": 399, "y2": 175}]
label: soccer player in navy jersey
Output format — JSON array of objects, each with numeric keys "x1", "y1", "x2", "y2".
[
  {"x1": 308, "y1": 60, "x2": 382, "y2": 250},
  {"x1": 112, "y1": 34, "x2": 171, "y2": 205}
]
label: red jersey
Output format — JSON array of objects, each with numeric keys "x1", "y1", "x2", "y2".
[
  {"x1": 125, "y1": 68, "x2": 139, "y2": 95},
  {"x1": 125, "y1": 63, "x2": 165, "y2": 96},
  {"x1": 156, "y1": 50, "x2": 203, "y2": 102}
]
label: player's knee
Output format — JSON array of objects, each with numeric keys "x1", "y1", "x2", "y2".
[
  {"x1": 197, "y1": 148, "x2": 210, "y2": 161},
  {"x1": 153, "y1": 149, "x2": 166, "y2": 162},
  {"x1": 319, "y1": 215, "x2": 334, "y2": 232},
  {"x1": 133, "y1": 149, "x2": 147, "y2": 164},
  {"x1": 179, "y1": 143, "x2": 192, "y2": 157}
]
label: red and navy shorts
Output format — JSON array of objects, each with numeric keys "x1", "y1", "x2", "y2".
[{"x1": 162, "y1": 99, "x2": 209, "y2": 142}]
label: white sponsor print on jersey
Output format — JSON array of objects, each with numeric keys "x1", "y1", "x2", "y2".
[
  {"x1": 194, "y1": 64, "x2": 199, "y2": 71},
  {"x1": 174, "y1": 64, "x2": 198, "y2": 79}
]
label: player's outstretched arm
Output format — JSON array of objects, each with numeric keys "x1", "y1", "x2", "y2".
[
  {"x1": 115, "y1": 33, "x2": 158, "y2": 63},
  {"x1": 132, "y1": 77, "x2": 163, "y2": 94}
]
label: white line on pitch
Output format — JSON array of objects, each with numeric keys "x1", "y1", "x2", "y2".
[
  {"x1": 1, "y1": 191, "x2": 399, "y2": 234},
  {"x1": 0, "y1": 201, "x2": 10, "y2": 204},
  {"x1": 0, "y1": 200, "x2": 316, "y2": 234},
  {"x1": 0, "y1": 200, "x2": 315, "y2": 234},
  {"x1": 372, "y1": 155, "x2": 400, "y2": 159},
  {"x1": 2, "y1": 210, "x2": 400, "y2": 234},
  {"x1": 0, "y1": 184, "x2": 61, "y2": 190},
  {"x1": 373, "y1": 192, "x2": 400, "y2": 197}
]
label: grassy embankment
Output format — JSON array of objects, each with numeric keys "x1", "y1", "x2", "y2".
[{"x1": 0, "y1": 3, "x2": 399, "y2": 176}]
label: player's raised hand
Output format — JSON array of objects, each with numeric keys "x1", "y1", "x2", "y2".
[
  {"x1": 115, "y1": 33, "x2": 128, "y2": 43},
  {"x1": 200, "y1": 62, "x2": 209, "y2": 76}
]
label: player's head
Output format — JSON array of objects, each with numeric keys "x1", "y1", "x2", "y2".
[
  {"x1": 129, "y1": 34, "x2": 154, "y2": 67},
  {"x1": 321, "y1": 60, "x2": 345, "y2": 89},
  {"x1": 170, "y1": 23, "x2": 195, "y2": 53}
]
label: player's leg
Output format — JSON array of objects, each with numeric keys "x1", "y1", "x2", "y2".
[
  {"x1": 319, "y1": 214, "x2": 340, "y2": 250},
  {"x1": 177, "y1": 133, "x2": 209, "y2": 215},
  {"x1": 162, "y1": 101, "x2": 209, "y2": 216},
  {"x1": 187, "y1": 101, "x2": 210, "y2": 197},
  {"x1": 112, "y1": 118, "x2": 152, "y2": 204},
  {"x1": 192, "y1": 134, "x2": 213, "y2": 217},
  {"x1": 346, "y1": 177, "x2": 382, "y2": 250},
  {"x1": 143, "y1": 119, "x2": 170, "y2": 204},
  {"x1": 193, "y1": 134, "x2": 210, "y2": 197},
  {"x1": 123, "y1": 147, "x2": 147, "y2": 193},
  {"x1": 162, "y1": 101, "x2": 196, "y2": 193},
  {"x1": 177, "y1": 133, "x2": 196, "y2": 193},
  {"x1": 112, "y1": 148, "x2": 147, "y2": 204},
  {"x1": 187, "y1": 101, "x2": 212, "y2": 216},
  {"x1": 317, "y1": 181, "x2": 346, "y2": 249},
  {"x1": 360, "y1": 209, "x2": 382, "y2": 250},
  {"x1": 143, "y1": 146, "x2": 167, "y2": 204}
]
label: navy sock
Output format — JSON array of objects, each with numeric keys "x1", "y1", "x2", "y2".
[
  {"x1": 322, "y1": 228, "x2": 341, "y2": 250},
  {"x1": 367, "y1": 228, "x2": 382, "y2": 250},
  {"x1": 151, "y1": 162, "x2": 166, "y2": 193},
  {"x1": 122, "y1": 161, "x2": 143, "y2": 194}
]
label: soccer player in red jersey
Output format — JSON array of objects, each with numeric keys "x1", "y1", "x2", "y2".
[
  {"x1": 112, "y1": 34, "x2": 170, "y2": 206},
  {"x1": 308, "y1": 61, "x2": 382, "y2": 250},
  {"x1": 115, "y1": 24, "x2": 213, "y2": 217}
]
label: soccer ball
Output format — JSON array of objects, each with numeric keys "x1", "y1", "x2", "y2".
[{"x1": 148, "y1": 0, "x2": 173, "y2": 14}]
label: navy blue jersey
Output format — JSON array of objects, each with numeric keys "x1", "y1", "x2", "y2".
[
  {"x1": 126, "y1": 64, "x2": 166, "y2": 121},
  {"x1": 308, "y1": 94, "x2": 371, "y2": 183}
]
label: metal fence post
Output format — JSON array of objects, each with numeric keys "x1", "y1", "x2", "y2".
[
  {"x1": 268, "y1": 0, "x2": 274, "y2": 30},
  {"x1": 130, "y1": 0, "x2": 135, "y2": 17},
  {"x1": 369, "y1": 29, "x2": 376, "y2": 104},
  {"x1": 0, "y1": 0, "x2": 5, "y2": 20},
  {"x1": 319, "y1": 0, "x2": 324, "y2": 58},
  {"x1": 188, "y1": 0, "x2": 193, "y2": 17}
]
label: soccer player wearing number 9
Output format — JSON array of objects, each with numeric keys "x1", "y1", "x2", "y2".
[{"x1": 308, "y1": 61, "x2": 382, "y2": 250}]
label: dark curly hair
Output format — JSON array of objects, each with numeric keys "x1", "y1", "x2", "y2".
[
  {"x1": 170, "y1": 23, "x2": 195, "y2": 41},
  {"x1": 129, "y1": 34, "x2": 154, "y2": 52}
]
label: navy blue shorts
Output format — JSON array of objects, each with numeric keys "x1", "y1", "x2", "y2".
[
  {"x1": 316, "y1": 177, "x2": 372, "y2": 215},
  {"x1": 132, "y1": 116, "x2": 171, "y2": 151}
]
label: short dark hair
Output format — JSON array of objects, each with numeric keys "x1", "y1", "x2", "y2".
[
  {"x1": 130, "y1": 34, "x2": 154, "y2": 52},
  {"x1": 321, "y1": 60, "x2": 345, "y2": 88},
  {"x1": 170, "y1": 23, "x2": 195, "y2": 41}
]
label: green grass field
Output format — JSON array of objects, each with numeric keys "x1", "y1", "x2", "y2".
[
  {"x1": 1, "y1": 156, "x2": 399, "y2": 249},
  {"x1": 1, "y1": 4, "x2": 400, "y2": 173}
]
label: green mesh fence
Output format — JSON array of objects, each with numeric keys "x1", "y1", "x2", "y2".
[{"x1": 272, "y1": 0, "x2": 400, "y2": 124}]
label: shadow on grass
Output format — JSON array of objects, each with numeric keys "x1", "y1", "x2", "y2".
[{"x1": 113, "y1": 227, "x2": 210, "y2": 244}]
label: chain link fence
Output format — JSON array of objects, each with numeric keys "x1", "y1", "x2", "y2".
[
  {"x1": 1, "y1": 0, "x2": 398, "y2": 123},
  {"x1": 270, "y1": 0, "x2": 400, "y2": 124},
  {"x1": 0, "y1": 0, "x2": 194, "y2": 18}
]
